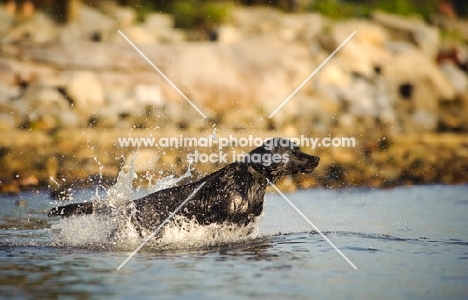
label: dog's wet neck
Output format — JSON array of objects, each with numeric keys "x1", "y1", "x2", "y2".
[{"x1": 247, "y1": 165, "x2": 269, "y2": 185}]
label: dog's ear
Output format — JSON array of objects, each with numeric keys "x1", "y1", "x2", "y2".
[
  {"x1": 263, "y1": 138, "x2": 276, "y2": 151},
  {"x1": 242, "y1": 138, "x2": 291, "y2": 170},
  {"x1": 263, "y1": 138, "x2": 299, "y2": 154}
]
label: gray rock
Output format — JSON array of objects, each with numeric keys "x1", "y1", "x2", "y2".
[
  {"x1": 0, "y1": 113, "x2": 15, "y2": 129},
  {"x1": 218, "y1": 26, "x2": 242, "y2": 43},
  {"x1": 3, "y1": 13, "x2": 58, "y2": 45},
  {"x1": 29, "y1": 13, "x2": 58, "y2": 44},
  {"x1": 0, "y1": 59, "x2": 14, "y2": 85},
  {"x1": 321, "y1": 21, "x2": 391, "y2": 78},
  {"x1": 158, "y1": 29, "x2": 186, "y2": 43},
  {"x1": 115, "y1": 26, "x2": 156, "y2": 44},
  {"x1": 439, "y1": 62, "x2": 468, "y2": 94},
  {"x1": 56, "y1": 111, "x2": 81, "y2": 128},
  {"x1": 314, "y1": 59, "x2": 352, "y2": 87},
  {"x1": 23, "y1": 42, "x2": 133, "y2": 70},
  {"x1": 386, "y1": 41, "x2": 416, "y2": 54},
  {"x1": 0, "y1": 82, "x2": 21, "y2": 102},
  {"x1": 227, "y1": 10, "x2": 316, "y2": 44},
  {"x1": 64, "y1": 71, "x2": 105, "y2": 117},
  {"x1": 99, "y1": 2, "x2": 136, "y2": 28},
  {"x1": 145, "y1": 13, "x2": 174, "y2": 31},
  {"x1": 322, "y1": 20, "x2": 387, "y2": 50},
  {"x1": 459, "y1": 92, "x2": 468, "y2": 130},
  {"x1": 382, "y1": 49, "x2": 455, "y2": 131},
  {"x1": 131, "y1": 84, "x2": 164, "y2": 108},
  {"x1": 144, "y1": 14, "x2": 184, "y2": 43},
  {"x1": 87, "y1": 112, "x2": 120, "y2": 128},
  {"x1": 105, "y1": 86, "x2": 142, "y2": 117},
  {"x1": 59, "y1": 4, "x2": 116, "y2": 43},
  {"x1": 114, "y1": 7, "x2": 136, "y2": 28},
  {"x1": 412, "y1": 111, "x2": 438, "y2": 131},
  {"x1": 78, "y1": 4, "x2": 116, "y2": 32},
  {"x1": 229, "y1": 7, "x2": 282, "y2": 38},
  {"x1": 339, "y1": 78, "x2": 377, "y2": 116},
  {"x1": 0, "y1": 6, "x2": 14, "y2": 36},
  {"x1": 282, "y1": 13, "x2": 324, "y2": 43},
  {"x1": 372, "y1": 12, "x2": 439, "y2": 58},
  {"x1": 23, "y1": 84, "x2": 70, "y2": 114},
  {"x1": 374, "y1": 77, "x2": 396, "y2": 126}
]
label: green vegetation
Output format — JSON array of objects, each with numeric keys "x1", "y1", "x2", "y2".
[
  {"x1": 0, "y1": 0, "x2": 467, "y2": 26},
  {"x1": 113, "y1": 0, "x2": 232, "y2": 28},
  {"x1": 170, "y1": 0, "x2": 232, "y2": 28},
  {"x1": 119, "y1": 0, "x2": 468, "y2": 25},
  {"x1": 310, "y1": 0, "x2": 440, "y2": 20}
]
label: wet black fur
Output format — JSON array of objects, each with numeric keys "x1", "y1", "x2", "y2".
[{"x1": 48, "y1": 138, "x2": 319, "y2": 234}]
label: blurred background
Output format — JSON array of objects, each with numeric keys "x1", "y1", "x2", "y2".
[{"x1": 0, "y1": 0, "x2": 467, "y2": 195}]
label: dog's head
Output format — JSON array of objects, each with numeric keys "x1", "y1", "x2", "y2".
[{"x1": 242, "y1": 138, "x2": 319, "y2": 183}]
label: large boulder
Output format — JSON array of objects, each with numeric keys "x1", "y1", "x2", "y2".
[
  {"x1": 131, "y1": 84, "x2": 164, "y2": 108},
  {"x1": 383, "y1": 50, "x2": 455, "y2": 131},
  {"x1": 59, "y1": 4, "x2": 116, "y2": 43},
  {"x1": 339, "y1": 77, "x2": 377, "y2": 116},
  {"x1": 321, "y1": 20, "x2": 391, "y2": 78},
  {"x1": 23, "y1": 84, "x2": 69, "y2": 113},
  {"x1": 229, "y1": 6, "x2": 282, "y2": 38},
  {"x1": 145, "y1": 13, "x2": 174, "y2": 31},
  {"x1": 460, "y1": 92, "x2": 468, "y2": 130},
  {"x1": 0, "y1": 82, "x2": 20, "y2": 102},
  {"x1": 3, "y1": 13, "x2": 58, "y2": 45},
  {"x1": 99, "y1": 1, "x2": 136, "y2": 28},
  {"x1": 439, "y1": 62, "x2": 468, "y2": 94},
  {"x1": 372, "y1": 12, "x2": 439, "y2": 58},
  {"x1": 0, "y1": 4, "x2": 14, "y2": 36},
  {"x1": 63, "y1": 71, "x2": 105, "y2": 119},
  {"x1": 218, "y1": 26, "x2": 242, "y2": 44},
  {"x1": 229, "y1": 7, "x2": 324, "y2": 43},
  {"x1": 11, "y1": 83, "x2": 77, "y2": 130},
  {"x1": 115, "y1": 26, "x2": 156, "y2": 44},
  {"x1": 314, "y1": 58, "x2": 352, "y2": 87},
  {"x1": 280, "y1": 13, "x2": 324, "y2": 42}
]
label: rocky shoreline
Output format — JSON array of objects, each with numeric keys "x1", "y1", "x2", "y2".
[
  {"x1": 1, "y1": 3, "x2": 468, "y2": 195},
  {"x1": 1, "y1": 128, "x2": 467, "y2": 196}
]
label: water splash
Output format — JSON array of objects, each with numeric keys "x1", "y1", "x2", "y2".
[
  {"x1": 142, "y1": 214, "x2": 262, "y2": 252},
  {"x1": 50, "y1": 156, "x2": 260, "y2": 251}
]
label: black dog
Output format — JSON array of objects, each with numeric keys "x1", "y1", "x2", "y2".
[{"x1": 48, "y1": 138, "x2": 319, "y2": 236}]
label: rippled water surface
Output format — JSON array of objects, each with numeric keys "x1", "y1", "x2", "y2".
[{"x1": 1, "y1": 184, "x2": 467, "y2": 299}]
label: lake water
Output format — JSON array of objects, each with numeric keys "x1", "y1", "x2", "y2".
[{"x1": 0, "y1": 184, "x2": 467, "y2": 299}]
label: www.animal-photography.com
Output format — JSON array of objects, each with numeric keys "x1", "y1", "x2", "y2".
[{"x1": 0, "y1": 0, "x2": 467, "y2": 299}]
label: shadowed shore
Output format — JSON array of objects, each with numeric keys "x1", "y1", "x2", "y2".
[{"x1": 1, "y1": 128, "x2": 467, "y2": 195}]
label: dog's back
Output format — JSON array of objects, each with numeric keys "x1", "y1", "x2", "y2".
[{"x1": 132, "y1": 162, "x2": 267, "y2": 233}]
